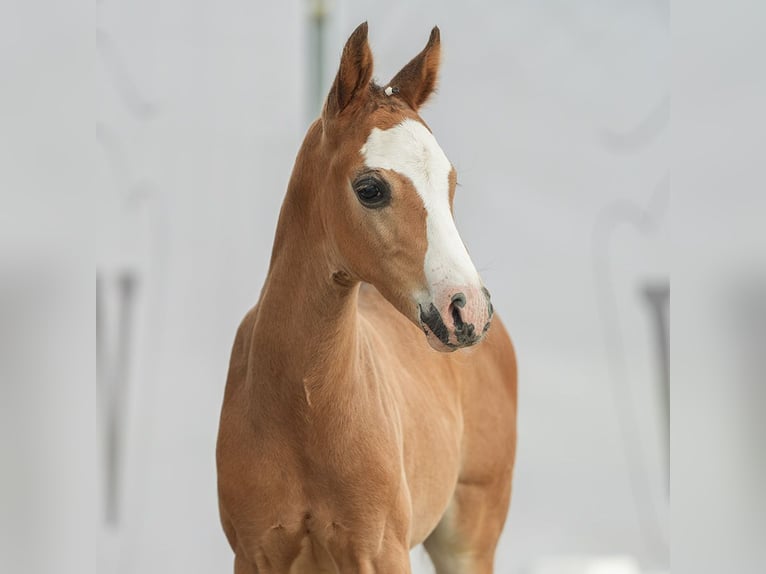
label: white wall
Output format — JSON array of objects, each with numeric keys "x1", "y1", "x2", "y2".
[
  {"x1": 97, "y1": 2, "x2": 669, "y2": 573},
  {"x1": 97, "y1": 1, "x2": 306, "y2": 572}
]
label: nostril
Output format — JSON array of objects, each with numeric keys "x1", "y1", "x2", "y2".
[
  {"x1": 450, "y1": 302, "x2": 464, "y2": 328},
  {"x1": 481, "y1": 287, "x2": 494, "y2": 319},
  {"x1": 449, "y1": 294, "x2": 467, "y2": 330},
  {"x1": 451, "y1": 292, "x2": 466, "y2": 309}
]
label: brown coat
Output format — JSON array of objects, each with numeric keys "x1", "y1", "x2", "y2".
[{"x1": 216, "y1": 23, "x2": 517, "y2": 574}]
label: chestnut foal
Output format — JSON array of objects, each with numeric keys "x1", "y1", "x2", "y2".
[{"x1": 217, "y1": 23, "x2": 517, "y2": 573}]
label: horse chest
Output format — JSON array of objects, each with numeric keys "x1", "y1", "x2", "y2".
[
  {"x1": 221, "y1": 407, "x2": 404, "y2": 514},
  {"x1": 224, "y1": 438, "x2": 409, "y2": 571}
]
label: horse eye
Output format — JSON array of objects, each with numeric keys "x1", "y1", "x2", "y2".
[
  {"x1": 358, "y1": 184, "x2": 381, "y2": 201},
  {"x1": 353, "y1": 177, "x2": 390, "y2": 208}
]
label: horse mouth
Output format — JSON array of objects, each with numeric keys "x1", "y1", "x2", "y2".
[{"x1": 418, "y1": 302, "x2": 485, "y2": 352}]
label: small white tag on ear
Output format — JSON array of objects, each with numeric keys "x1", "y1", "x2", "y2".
[{"x1": 384, "y1": 86, "x2": 394, "y2": 96}]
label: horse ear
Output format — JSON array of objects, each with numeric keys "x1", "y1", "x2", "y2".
[
  {"x1": 387, "y1": 27, "x2": 441, "y2": 111},
  {"x1": 324, "y1": 22, "x2": 374, "y2": 118}
]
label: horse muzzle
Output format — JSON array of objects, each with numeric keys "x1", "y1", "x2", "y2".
[{"x1": 418, "y1": 285, "x2": 494, "y2": 352}]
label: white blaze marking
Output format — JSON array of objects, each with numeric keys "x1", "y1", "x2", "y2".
[{"x1": 361, "y1": 119, "x2": 480, "y2": 297}]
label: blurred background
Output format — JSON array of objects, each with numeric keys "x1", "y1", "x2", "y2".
[
  {"x1": 3, "y1": 2, "x2": 765, "y2": 574},
  {"x1": 94, "y1": 1, "x2": 669, "y2": 573}
]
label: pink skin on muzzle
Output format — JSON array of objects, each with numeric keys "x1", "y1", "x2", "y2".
[{"x1": 420, "y1": 284, "x2": 493, "y2": 352}]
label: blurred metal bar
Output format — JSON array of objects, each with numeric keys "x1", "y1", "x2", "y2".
[
  {"x1": 308, "y1": 0, "x2": 331, "y2": 119},
  {"x1": 592, "y1": 176, "x2": 670, "y2": 557},
  {"x1": 97, "y1": 272, "x2": 138, "y2": 526},
  {"x1": 641, "y1": 281, "x2": 670, "y2": 494}
]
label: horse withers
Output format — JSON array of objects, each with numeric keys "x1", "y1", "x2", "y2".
[{"x1": 216, "y1": 22, "x2": 517, "y2": 573}]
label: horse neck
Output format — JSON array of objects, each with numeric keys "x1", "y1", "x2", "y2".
[{"x1": 248, "y1": 127, "x2": 361, "y2": 405}]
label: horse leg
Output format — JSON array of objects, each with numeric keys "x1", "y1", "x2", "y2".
[
  {"x1": 423, "y1": 476, "x2": 512, "y2": 574},
  {"x1": 234, "y1": 553, "x2": 259, "y2": 574},
  {"x1": 332, "y1": 538, "x2": 411, "y2": 574},
  {"x1": 368, "y1": 543, "x2": 412, "y2": 574}
]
